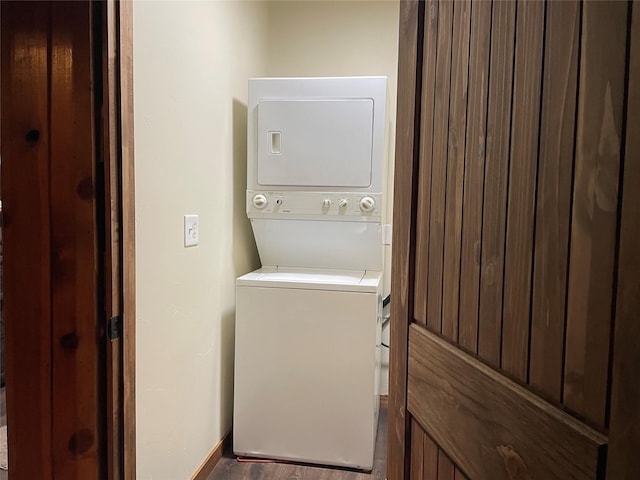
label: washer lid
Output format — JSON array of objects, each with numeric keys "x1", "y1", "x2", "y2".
[{"x1": 236, "y1": 267, "x2": 381, "y2": 293}]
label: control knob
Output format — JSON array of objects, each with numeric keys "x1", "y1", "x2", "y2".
[
  {"x1": 359, "y1": 196, "x2": 376, "y2": 213},
  {"x1": 252, "y1": 194, "x2": 268, "y2": 209},
  {"x1": 322, "y1": 198, "x2": 331, "y2": 208},
  {"x1": 338, "y1": 198, "x2": 349, "y2": 209}
]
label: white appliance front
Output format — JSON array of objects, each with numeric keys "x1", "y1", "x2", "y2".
[
  {"x1": 258, "y1": 99, "x2": 374, "y2": 188},
  {"x1": 245, "y1": 77, "x2": 387, "y2": 271},
  {"x1": 234, "y1": 77, "x2": 387, "y2": 470},
  {"x1": 250, "y1": 219, "x2": 382, "y2": 271},
  {"x1": 233, "y1": 271, "x2": 382, "y2": 471},
  {"x1": 248, "y1": 77, "x2": 387, "y2": 194}
]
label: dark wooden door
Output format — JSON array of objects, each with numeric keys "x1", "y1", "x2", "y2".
[
  {"x1": 101, "y1": 2, "x2": 124, "y2": 479},
  {"x1": 388, "y1": 1, "x2": 639, "y2": 479},
  {"x1": 1, "y1": 1, "x2": 132, "y2": 478},
  {"x1": 95, "y1": 2, "x2": 136, "y2": 478},
  {"x1": 101, "y1": 2, "x2": 136, "y2": 478}
]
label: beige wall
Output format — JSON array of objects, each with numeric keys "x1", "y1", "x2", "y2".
[
  {"x1": 134, "y1": 1, "x2": 399, "y2": 478},
  {"x1": 133, "y1": 2, "x2": 267, "y2": 478},
  {"x1": 267, "y1": 0, "x2": 400, "y2": 394}
]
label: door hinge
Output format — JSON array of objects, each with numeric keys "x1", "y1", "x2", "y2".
[{"x1": 108, "y1": 315, "x2": 121, "y2": 340}]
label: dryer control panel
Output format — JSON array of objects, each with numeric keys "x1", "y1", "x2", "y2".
[{"x1": 247, "y1": 190, "x2": 382, "y2": 221}]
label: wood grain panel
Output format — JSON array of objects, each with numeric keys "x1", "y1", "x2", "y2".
[
  {"x1": 50, "y1": 2, "x2": 102, "y2": 478},
  {"x1": 413, "y1": 0, "x2": 439, "y2": 327},
  {"x1": 564, "y1": 0, "x2": 628, "y2": 429},
  {"x1": 408, "y1": 324, "x2": 607, "y2": 480},
  {"x1": 400, "y1": 1, "x2": 634, "y2": 478},
  {"x1": 0, "y1": 3, "x2": 54, "y2": 478},
  {"x1": 437, "y1": 451, "x2": 454, "y2": 480},
  {"x1": 411, "y1": 419, "x2": 425, "y2": 480},
  {"x1": 458, "y1": 0, "x2": 492, "y2": 354},
  {"x1": 477, "y1": 0, "x2": 516, "y2": 368},
  {"x1": 119, "y1": 1, "x2": 137, "y2": 478},
  {"x1": 441, "y1": 0, "x2": 470, "y2": 342},
  {"x1": 411, "y1": 418, "x2": 473, "y2": 480},
  {"x1": 388, "y1": 1, "x2": 423, "y2": 478},
  {"x1": 607, "y1": 2, "x2": 640, "y2": 477},
  {"x1": 454, "y1": 469, "x2": 468, "y2": 480},
  {"x1": 529, "y1": 0, "x2": 580, "y2": 401},
  {"x1": 426, "y1": 0, "x2": 453, "y2": 333},
  {"x1": 500, "y1": 0, "x2": 545, "y2": 382},
  {"x1": 423, "y1": 431, "x2": 438, "y2": 480}
]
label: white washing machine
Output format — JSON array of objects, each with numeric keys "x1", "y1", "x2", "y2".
[{"x1": 233, "y1": 77, "x2": 387, "y2": 471}]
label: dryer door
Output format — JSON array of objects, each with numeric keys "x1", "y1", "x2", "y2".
[{"x1": 257, "y1": 99, "x2": 374, "y2": 188}]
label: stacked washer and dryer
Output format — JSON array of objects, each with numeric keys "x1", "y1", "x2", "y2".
[{"x1": 233, "y1": 77, "x2": 387, "y2": 471}]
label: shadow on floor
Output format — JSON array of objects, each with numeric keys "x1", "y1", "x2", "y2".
[{"x1": 208, "y1": 406, "x2": 388, "y2": 480}]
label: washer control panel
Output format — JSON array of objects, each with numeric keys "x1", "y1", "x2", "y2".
[{"x1": 247, "y1": 190, "x2": 382, "y2": 220}]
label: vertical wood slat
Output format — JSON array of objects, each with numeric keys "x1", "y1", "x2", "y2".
[
  {"x1": 410, "y1": 419, "x2": 425, "y2": 480},
  {"x1": 50, "y1": 2, "x2": 102, "y2": 478},
  {"x1": 411, "y1": 418, "x2": 470, "y2": 480},
  {"x1": 423, "y1": 431, "x2": 439, "y2": 480},
  {"x1": 441, "y1": 0, "x2": 471, "y2": 342},
  {"x1": 388, "y1": 1, "x2": 423, "y2": 479},
  {"x1": 458, "y1": 0, "x2": 492, "y2": 354},
  {"x1": 477, "y1": 0, "x2": 516, "y2": 368},
  {"x1": 529, "y1": 0, "x2": 581, "y2": 401},
  {"x1": 564, "y1": 0, "x2": 628, "y2": 429},
  {"x1": 437, "y1": 450, "x2": 455, "y2": 480},
  {"x1": 454, "y1": 468, "x2": 469, "y2": 480},
  {"x1": 119, "y1": 1, "x2": 137, "y2": 478},
  {"x1": 426, "y1": 0, "x2": 453, "y2": 334},
  {"x1": 0, "y1": 3, "x2": 54, "y2": 478},
  {"x1": 500, "y1": 0, "x2": 545, "y2": 382},
  {"x1": 607, "y1": 3, "x2": 640, "y2": 477},
  {"x1": 413, "y1": 0, "x2": 439, "y2": 327}
]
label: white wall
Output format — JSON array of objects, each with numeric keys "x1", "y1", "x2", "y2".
[
  {"x1": 267, "y1": 0, "x2": 400, "y2": 394},
  {"x1": 133, "y1": 2, "x2": 267, "y2": 478},
  {"x1": 134, "y1": 2, "x2": 399, "y2": 478}
]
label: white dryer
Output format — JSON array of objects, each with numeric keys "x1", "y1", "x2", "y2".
[{"x1": 233, "y1": 77, "x2": 387, "y2": 471}]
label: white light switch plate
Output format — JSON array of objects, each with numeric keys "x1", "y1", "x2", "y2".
[{"x1": 184, "y1": 214, "x2": 199, "y2": 247}]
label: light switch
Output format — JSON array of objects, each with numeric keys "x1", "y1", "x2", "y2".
[{"x1": 184, "y1": 215, "x2": 199, "y2": 247}]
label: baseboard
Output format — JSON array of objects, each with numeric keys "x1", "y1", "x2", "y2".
[
  {"x1": 380, "y1": 394, "x2": 388, "y2": 408},
  {"x1": 190, "y1": 430, "x2": 231, "y2": 480}
]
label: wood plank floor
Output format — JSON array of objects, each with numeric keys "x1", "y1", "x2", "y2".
[
  {"x1": 0, "y1": 389, "x2": 386, "y2": 480},
  {"x1": 207, "y1": 406, "x2": 387, "y2": 480}
]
